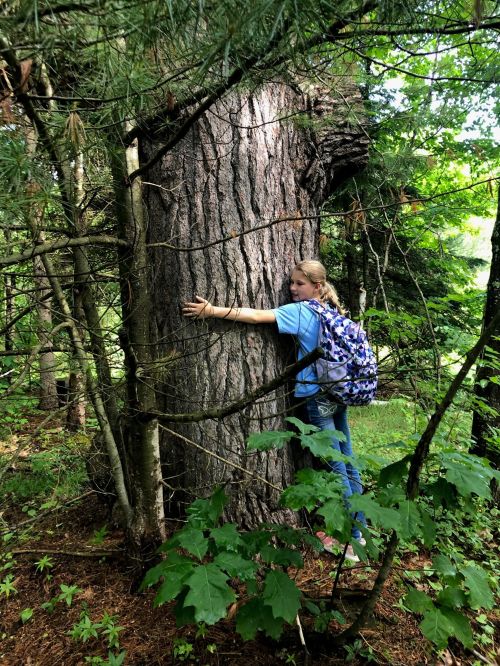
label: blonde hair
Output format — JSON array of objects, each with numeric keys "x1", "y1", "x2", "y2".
[{"x1": 294, "y1": 260, "x2": 345, "y2": 313}]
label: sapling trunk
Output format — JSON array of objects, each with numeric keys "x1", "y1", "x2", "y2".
[{"x1": 337, "y1": 306, "x2": 500, "y2": 643}]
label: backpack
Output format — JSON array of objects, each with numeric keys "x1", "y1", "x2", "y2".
[{"x1": 305, "y1": 299, "x2": 378, "y2": 406}]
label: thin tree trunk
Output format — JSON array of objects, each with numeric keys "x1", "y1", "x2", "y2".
[
  {"x1": 111, "y1": 124, "x2": 165, "y2": 547},
  {"x1": 144, "y1": 82, "x2": 369, "y2": 526},
  {"x1": 23, "y1": 122, "x2": 133, "y2": 527},
  {"x1": 339, "y1": 306, "x2": 500, "y2": 643},
  {"x1": 471, "y1": 187, "x2": 500, "y2": 471},
  {"x1": 33, "y1": 251, "x2": 59, "y2": 410},
  {"x1": 3, "y1": 258, "x2": 15, "y2": 385},
  {"x1": 67, "y1": 152, "x2": 87, "y2": 431}
]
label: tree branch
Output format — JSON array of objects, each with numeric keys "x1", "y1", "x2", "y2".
[
  {"x1": 150, "y1": 347, "x2": 323, "y2": 423},
  {"x1": 160, "y1": 426, "x2": 282, "y2": 492},
  {"x1": 123, "y1": 0, "x2": 378, "y2": 161},
  {"x1": 337, "y1": 306, "x2": 500, "y2": 643},
  {"x1": 0, "y1": 235, "x2": 128, "y2": 268}
]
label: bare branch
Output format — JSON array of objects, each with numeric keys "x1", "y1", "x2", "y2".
[
  {"x1": 0, "y1": 235, "x2": 128, "y2": 268},
  {"x1": 160, "y1": 426, "x2": 282, "y2": 492},
  {"x1": 147, "y1": 177, "x2": 499, "y2": 253},
  {"x1": 150, "y1": 347, "x2": 323, "y2": 423}
]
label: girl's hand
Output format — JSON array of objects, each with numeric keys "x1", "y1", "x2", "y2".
[{"x1": 182, "y1": 296, "x2": 213, "y2": 319}]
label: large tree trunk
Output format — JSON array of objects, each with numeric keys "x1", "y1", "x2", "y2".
[
  {"x1": 143, "y1": 82, "x2": 368, "y2": 527},
  {"x1": 470, "y1": 188, "x2": 500, "y2": 471}
]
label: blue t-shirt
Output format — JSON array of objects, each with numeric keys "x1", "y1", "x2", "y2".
[{"x1": 272, "y1": 302, "x2": 320, "y2": 397}]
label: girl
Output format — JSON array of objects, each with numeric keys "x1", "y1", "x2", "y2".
[{"x1": 183, "y1": 259, "x2": 366, "y2": 561}]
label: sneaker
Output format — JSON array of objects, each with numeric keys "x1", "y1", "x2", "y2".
[
  {"x1": 316, "y1": 532, "x2": 360, "y2": 562},
  {"x1": 344, "y1": 545, "x2": 359, "y2": 563},
  {"x1": 358, "y1": 537, "x2": 366, "y2": 547},
  {"x1": 315, "y1": 531, "x2": 339, "y2": 554}
]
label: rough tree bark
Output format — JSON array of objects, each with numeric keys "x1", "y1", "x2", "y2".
[
  {"x1": 143, "y1": 82, "x2": 369, "y2": 527},
  {"x1": 470, "y1": 187, "x2": 500, "y2": 470}
]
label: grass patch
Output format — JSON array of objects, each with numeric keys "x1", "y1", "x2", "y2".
[
  {"x1": 350, "y1": 398, "x2": 472, "y2": 463},
  {"x1": 0, "y1": 432, "x2": 90, "y2": 508}
]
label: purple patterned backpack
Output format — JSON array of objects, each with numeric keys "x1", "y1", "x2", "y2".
[{"x1": 306, "y1": 299, "x2": 378, "y2": 406}]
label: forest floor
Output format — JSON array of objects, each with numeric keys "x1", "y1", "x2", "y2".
[
  {"x1": 0, "y1": 413, "x2": 494, "y2": 665},
  {"x1": 1, "y1": 493, "x2": 435, "y2": 666}
]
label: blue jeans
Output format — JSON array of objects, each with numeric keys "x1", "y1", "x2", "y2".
[{"x1": 303, "y1": 392, "x2": 366, "y2": 540}]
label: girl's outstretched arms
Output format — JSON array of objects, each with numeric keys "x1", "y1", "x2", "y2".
[{"x1": 182, "y1": 296, "x2": 276, "y2": 324}]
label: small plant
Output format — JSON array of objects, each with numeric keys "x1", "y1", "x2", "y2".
[
  {"x1": 35, "y1": 555, "x2": 54, "y2": 575},
  {"x1": 19, "y1": 607, "x2": 33, "y2": 623},
  {"x1": 58, "y1": 583, "x2": 82, "y2": 606},
  {"x1": 172, "y1": 637, "x2": 194, "y2": 661},
  {"x1": 90, "y1": 525, "x2": 109, "y2": 545},
  {"x1": 84, "y1": 653, "x2": 126, "y2": 666},
  {"x1": 100, "y1": 612, "x2": 125, "y2": 649},
  {"x1": 0, "y1": 574, "x2": 17, "y2": 599},
  {"x1": 41, "y1": 596, "x2": 59, "y2": 613},
  {"x1": 0, "y1": 550, "x2": 15, "y2": 573},
  {"x1": 70, "y1": 610, "x2": 102, "y2": 642},
  {"x1": 344, "y1": 638, "x2": 377, "y2": 663},
  {"x1": 41, "y1": 583, "x2": 83, "y2": 612},
  {"x1": 69, "y1": 608, "x2": 125, "y2": 665}
]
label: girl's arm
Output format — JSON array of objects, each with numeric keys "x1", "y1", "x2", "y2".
[{"x1": 183, "y1": 296, "x2": 276, "y2": 324}]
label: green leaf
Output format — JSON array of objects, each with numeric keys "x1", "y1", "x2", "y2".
[
  {"x1": 19, "y1": 607, "x2": 33, "y2": 623},
  {"x1": 259, "y1": 545, "x2": 303, "y2": 568},
  {"x1": 141, "y1": 551, "x2": 194, "y2": 596},
  {"x1": 265, "y1": 524, "x2": 306, "y2": 547},
  {"x1": 428, "y1": 478, "x2": 456, "y2": 507},
  {"x1": 405, "y1": 588, "x2": 435, "y2": 614},
  {"x1": 419, "y1": 508, "x2": 436, "y2": 548},
  {"x1": 213, "y1": 552, "x2": 258, "y2": 581},
  {"x1": 281, "y1": 469, "x2": 343, "y2": 511},
  {"x1": 210, "y1": 524, "x2": 244, "y2": 551},
  {"x1": 437, "y1": 586, "x2": 466, "y2": 609},
  {"x1": 280, "y1": 483, "x2": 316, "y2": 512},
  {"x1": 236, "y1": 598, "x2": 284, "y2": 640},
  {"x1": 154, "y1": 559, "x2": 194, "y2": 606},
  {"x1": 262, "y1": 570, "x2": 301, "y2": 624},
  {"x1": 441, "y1": 455, "x2": 492, "y2": 499},
  {"x1": 246, "y1": 430, "x2": 294, "y2": 451},
  {"x1": 184, "y1": 564, "x2": 236, "y2": 625},
  {"x1": 177, "y1": 528, "x2": 209, "y2": 560},
  {"x1": 239, "y1": 529, "x2": 272, "y2": 556},
  {"x1": 397, "y1": 500, "x2": 422, "y2": 541},
  {"x1": 299, "y1": 430, "x2": 347, "y2": 460},
  {"x1": 440, "y1": 607, "x2": 473, "y2": 648},
  {"x1": 462, "y1": 565, "x2": 494, "y2": 610},
  {"x1": 174, "y1": 588, "x2": 197, "y2": 627},
  {"x1": 285, "y1": 417, "x2": 319, "y2": 435},
  {"x1": 316, "y1": 499, "x2": 351, "y2": 541},
  {"x1": 349, "y1": 494, "x2": 400, "y2": 530},
  {"x1": 420, "y1": 607, "x2": 454, "y2": 649},
  {"x1": 379, "y1": 456, "x2": 411, "y2": 487},
  {"x1": 432, "y1": 554, "x2": 457, "y2": 580},
  {"x1": 186, "y1": 488, "x2": 228, "y2": 528}
]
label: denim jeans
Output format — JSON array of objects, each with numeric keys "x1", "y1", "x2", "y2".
[{"x1": 303, "y1": 392, "x2": 366, "y2": 540}]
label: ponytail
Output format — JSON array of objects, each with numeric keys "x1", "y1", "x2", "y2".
[{"x1": 294, "y1": 260, "x2": 345, "y2": 314}]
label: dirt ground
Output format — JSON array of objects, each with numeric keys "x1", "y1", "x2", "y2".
[{"x1": 0, "y1": 491, "x2": 472, "y2": 666}]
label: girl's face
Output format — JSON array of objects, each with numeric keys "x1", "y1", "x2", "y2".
[{"x1": 289, "y1": 270, "x2": 321, "y2": 302}]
